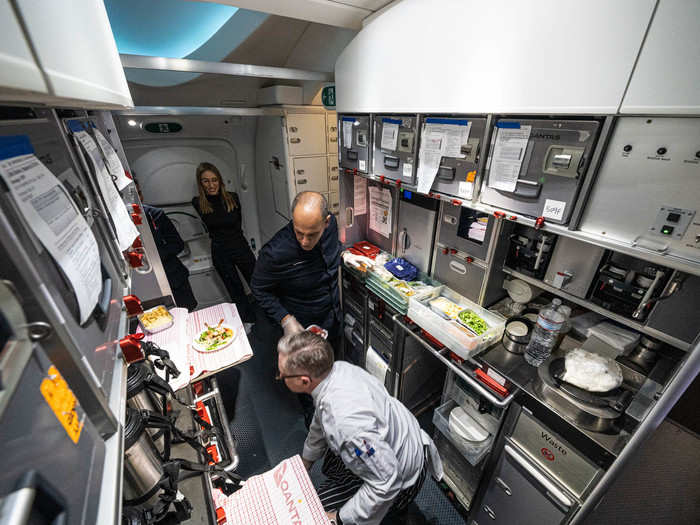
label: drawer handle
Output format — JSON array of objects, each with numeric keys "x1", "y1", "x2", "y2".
[
  {"x1": 289, "y1": 127, "x2": 298, "y2": 132},
  {"x1": 449, "y1": 260, "x2": 467, "y2": 274},
  {"x1": 290, "y1": 138, "x2": 301, "y2": 144},
  {"x1": 331, "y1": 175, "x2": 339, "y2": 181},
  {"x1": 296, "y1": 169, "x2": 305, "y2": 175},
  {"x1": 330, "y1": 137, "x2": 338, "y2": 142},
  {"x1": 483, "y1": 505, "x2": 496, "y2": 520},
  {"x1": 329, "y1": 126, "x2": 337, "y2": 132},
  {"x1": 331, "y1": 166, "x2": 338, "y2": 171},
  {"x1": 297, "y1": 179, "x2": 307, "y2": 184},
  {"x1": 496, "y1": 477, "x2": 512, "y2": 496}
]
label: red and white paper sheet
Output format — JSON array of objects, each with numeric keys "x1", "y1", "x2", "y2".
[
  {"x1": 213, "y1": 455, "x2": 330, "y2": 525},
  {"x1": 139, "y1": 303, "x2": 253, "y2": 391}
]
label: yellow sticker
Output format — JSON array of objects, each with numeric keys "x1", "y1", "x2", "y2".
[
  {"x1": 466, "y1": 170, "x2": 477, "y2": 183},
  {"x1": 40, "y1": 365, "x2": 83, "y2": 444}
]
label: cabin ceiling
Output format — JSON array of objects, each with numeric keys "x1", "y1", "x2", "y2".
[{"x1": 106, "y1": 0, "x2": 358, "y2": 105}]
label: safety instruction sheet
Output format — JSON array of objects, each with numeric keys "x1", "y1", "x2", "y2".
[
  {"x1": 353, "y1": 175, "x2": 367, "y2": 215},
  {"x1": 368, "y1": 185, "x2": 392, "y2": 238},
  {"x1": 93, "y1": 128, "x2": 132, "y2": 191},
  {"x1": 213, "y1": 455, "x2": 329, "y2": 524},
  {"x1": 416, "y1": 119, "x2": 471, "y2": 194},
  {"x1": 380, "y1": 118, "x2": 400, "y2": 151},
  {"x1": 74, "y1": 129, "x2": 138, "y2": 251},
  {"x1": 487, "y1": 124, "x2": 532, "y2": 192},
  {"x1": 0, "y1": 138, "x2": 101, "y2": 323}
]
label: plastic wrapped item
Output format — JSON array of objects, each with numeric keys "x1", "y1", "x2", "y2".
[
  {"x1": 449, "y1": 406, "x2": 489, "y2": 442},
  {"x1": 366, "y1": 270, "x2": 438, "y2": 314},
  {"x1": 588, "y1": 322, "x2": 640, "y2": 354},
  {"x1": 384, "y1": 257, "x2": 418, "y2": 281},
  {"x1": 569, "y1": 311, "x2": 606, "y2": 338},
  {"x1": 561, "y1": 348, "x2": 623, "y2": 392},
  {"x1": 433, "y1": 399, "x2": 493, "y2": 465},
  {"x1": 408, "y1": 286, "x2": 506, "y2": 360}
]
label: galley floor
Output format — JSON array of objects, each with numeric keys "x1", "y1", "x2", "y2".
[{"x1": 215, "y1": 321, "x2": 467, "y2": 525}]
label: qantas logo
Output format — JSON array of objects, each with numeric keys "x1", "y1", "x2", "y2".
[{"x1": 541, "y1": 431, "x2": 568, "y2": 456}]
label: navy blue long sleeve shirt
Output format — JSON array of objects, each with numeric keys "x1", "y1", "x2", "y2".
[
  {"x1": 251, "y1": 216, "x2": 341, "y2": 329},
  {"x1": 143, "y1": 204, "x2": 189, "y2": 289}
]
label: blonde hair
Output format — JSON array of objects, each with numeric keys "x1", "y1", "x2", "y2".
[{"x1": 196, "y1": 162, "x2": 236, "y2": 214}]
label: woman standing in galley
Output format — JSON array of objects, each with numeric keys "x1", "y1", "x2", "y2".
[{"x1": 192, "y1": 162, "x2": 256, "y2": 323}]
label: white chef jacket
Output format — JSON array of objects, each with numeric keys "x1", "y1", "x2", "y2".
[{"x1": 302, "y1": 361, "x2": 443, "y2": 525}]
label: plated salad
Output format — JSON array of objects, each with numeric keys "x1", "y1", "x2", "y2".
[{"x1": 194, "y1": 319, "x2": 235, "y2": 352}]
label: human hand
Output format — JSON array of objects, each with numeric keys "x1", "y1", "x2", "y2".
[
  {"x1": 325, "y1": 510, "x2": 338, "y2": 524},
  {"x1": 281, "y1": 315, "x2": 304, "y2": 336},
  {"x1": 302, "y1": 457, "x2": 314, "y2": 471}
]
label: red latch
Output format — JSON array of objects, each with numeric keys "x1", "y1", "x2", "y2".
[
  {"x1": 125, "y1": 170, "x2": 133, "y2": 180},
  {"x1": 215, "y1": 507, "x2": 226, "y2": 524},
  {"x1": 450, "y1": 248, "x2": 457, "y2": 255},
  {"x1": 132, "y1": 236, "x2": 143, "y2": 249},
  {"x1": 476, "y1": 369, "x2": 509, "y2": 397},
  {"x1": 509, "y1": 215, "x2": 517, "y2": 221},
  {"x1": 131, "y1": 203, "x2": 142, "y2": 215},
  {"x1": 192, "y1": 381, "x2": 204, "y2": 396},
  {"x1": 449, "y1": 352, "x2": 464, "y2": 364},
  {"x1": 442, "y1": 247, "x2": 449, "y2": 255},
  {"x1": 207, "y1": 444, "x2": 220, "y2": 465},
  {"x1": 122, "y1": 294, "x2": 143, "y2": 316},
  {"x1": 131, "y1": 212, "x2": 143, "y2": 225},
  {"x1": 451, "y1": 199, "x2": 462, "y2": 206},
  {"x1": 119, "y1": 335, "x2": 144, "y2": 363},
  {"x1": 420, "y1": 329, "x2": 445, "y2": 349},
  {"x1": 195, "y1": 401, "x2": 211, "y2": 424},
  {"x1": 345, "y1": 168, "x2": 353, "y2": 175},
  {"x1": 465, "y1": 256, "x2": 474, "y2": 263},
  {"x1": 379, "y1": 175, "x2": 385, "y2": 183},
  {"x1": 493, "y1": 211, "x2": 506, "y2": 218},
  {"x1": 353, "y1": 168, "x2": 358, "y2": 175},
  {"x1": 396, "y1": 179, "x2": 402, "y2": 187},
  {"x1": 535, "y1": 216, "x2": 545, "y2": 230},
  {"x1": 127, "y1": 251, "x2": 144, "y2": 268}
]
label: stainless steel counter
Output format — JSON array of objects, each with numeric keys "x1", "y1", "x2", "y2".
[{"x1": 477, "y1": 342, "x2": 631, "y2": 459}]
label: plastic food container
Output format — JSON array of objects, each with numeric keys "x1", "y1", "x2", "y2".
[
  {"x1": 429, "y1": 297, "x2": 462, "y2": 320},
  {"x1": 352, "y1": 241, "x2": 380, "y2": 259},
  {"x1": 366, "y1": 270, "x2": 438, "y2": 315},
  {"x1": 408, "y1": 286, "x2": 506, "y2": 360},
  {"x1": 137, "y1": 305, "x2": 174, "y2": 334},
  {"x1": 432, "y1": 399, "x2": 492, "y2": 465}
]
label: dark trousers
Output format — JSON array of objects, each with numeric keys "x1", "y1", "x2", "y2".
[
  {"x1": 317, "y1": 447, "x2": 428, "y2": 517},
  {"x1": 171, "y1": 280, "x2": 197, "y2": 312},
  {"x1": 212, "y1": 242, "x2": 256, "y2": 322}
]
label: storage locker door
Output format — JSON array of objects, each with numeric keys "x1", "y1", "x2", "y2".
[
  {"x1": 328, "y1": 156, "x2": 340, "y2": 193},
  {"x1": 287, "y1": 114, "x2": 327, "y2": 156},
  {"x1": 327, "y1": 112, "x2": 338, "y2": 154},
  {"x1": 293, "y1": 157, "x2": 329, "y2": 194},
  {"x1": 338, "y1": 171, "x2": 367, "y2": 247},
  {"x1": 434, "y1": 251, "x2": 485, "y2": 302}
]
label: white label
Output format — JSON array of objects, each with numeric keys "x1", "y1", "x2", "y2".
[
  {"x1": 342, "y1": 120, "x2": 353, "y2": 149},
  {"x1": 381, "y1": 121, "x2": 399, "y2": 150},
  {"x1": 403, "y1": 163, "x2": 413, "y2": 179},
  {"x1": 353, "y1": 176, "x2": 367, "y2": 215},
  {"x1": 487, "y1": 125, "x2": 532, "y2": 192},
  {"x1": 368, "y1": 186, "x2": 392, "y2": 238},
  {"x1": 543, "y1": 199, "x2": 567, "y2": 221},
  {"x1": 358, "y1": 159, "x2": 366, "y2": 172},
  {"x1": 458, "y1": 181, "x2": 473, "y2": 199},
  {"x1": 486, "y1": 368, "x2": 506, "y2": 386},
  {"x1": 0, "y1": 154, "x2": 101, "y2": 323}
]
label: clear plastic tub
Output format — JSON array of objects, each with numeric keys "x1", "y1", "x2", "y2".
[
  {"x1": 432, "y1": 399, "x2": 492, "y2": 466},
  {"x1": 408, "y1": 286, "x2": 506, "y2": 360},
  {"x1": 366, "y1": 270, "x2": 438, "y2": 315}
]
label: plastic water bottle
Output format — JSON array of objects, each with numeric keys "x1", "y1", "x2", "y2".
[{"x1": 524, "y1": 299, "x2": 566, "y2": 366}]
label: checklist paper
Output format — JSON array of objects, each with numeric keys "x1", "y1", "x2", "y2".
[{"x1": 213, "y1": 455, "x2": 330, "y2": 524}]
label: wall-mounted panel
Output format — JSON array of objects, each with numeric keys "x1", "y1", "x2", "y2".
[
  {"x1": 335, "y1": 0, "x2": 655, "y2": 114},
  {"x1": 620, "y1": 0, "x2": 700, "y2": 115}
]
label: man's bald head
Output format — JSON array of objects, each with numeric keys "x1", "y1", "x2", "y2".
[{"x1": 291, "y1": 192, "x2": 330, "y2": 251}]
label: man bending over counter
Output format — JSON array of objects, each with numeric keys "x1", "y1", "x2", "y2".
[{"x1": 277, "y1": 331, "x2": 443, "y2": 525}]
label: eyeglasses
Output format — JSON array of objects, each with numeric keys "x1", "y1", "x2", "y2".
[{"x1": 275, "y1": 371, "x2": 309, "y2": 382}]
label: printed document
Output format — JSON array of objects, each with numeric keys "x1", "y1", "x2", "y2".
[
  {"x1": 74, "y1": 131, "x2": 138, "y2": 251},
  {"x1": 93, "y1": 129, "x2": 132, "y2": 190},
  {"x1": 342, "y1": 119, "x2": 353, "y2": 149},
  {"x1": 368, "y1": 185, "x2": 392, "y2": 238},
  {"x1": 0, "y1": 153, "x2": 101, "y2": 323},
  {"x1": 488, "y1": 125, "x2": 532, "y2": 192},
  {"x1": 416, "y1": 120, "x2": 471, "y2": 194},
  {"x1": 353, "y1": 175, "x2": 367, "y2": 215},
  {"x1": 380, "y1": 121, "x2": 399, "y2": 151}
]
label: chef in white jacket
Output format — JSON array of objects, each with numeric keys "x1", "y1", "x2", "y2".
[{"x1": 276, "y1": 331, "x2": 443, "y2": 525}]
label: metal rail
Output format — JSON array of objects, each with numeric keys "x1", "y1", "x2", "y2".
[{"x1": 393, "y1": 316, "x2": 518, "y2": 408}]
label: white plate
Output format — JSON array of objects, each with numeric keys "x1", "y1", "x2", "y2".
[{"x1": 192, "y1": 324, "x2": 237, "y2": 353}]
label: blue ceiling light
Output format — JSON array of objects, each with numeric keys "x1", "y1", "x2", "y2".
[{"x1": 105, "y1": 0, "x2": 238, "y2": 58}]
